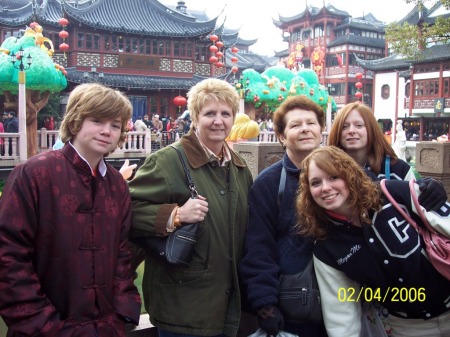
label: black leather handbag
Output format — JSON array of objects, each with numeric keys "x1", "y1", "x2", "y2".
[
  {"x1": 278, "y1": 258, "x2": 323, "y2": 323},
  {"x1": 131, "y1": 146, "x2": 199, "y2": 268}
]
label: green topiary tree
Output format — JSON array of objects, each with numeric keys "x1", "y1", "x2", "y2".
[
  {"x1": 0, "y1": 22, "x2": 67, "y2": 157},
  {"x1": 240, "y1": 66, "x2": 337, "y2": 113}
]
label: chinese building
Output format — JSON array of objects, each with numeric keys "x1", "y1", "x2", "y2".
[
  {"x1": 0, "y1": 0, "x2": 272, "y2": 120},
  {"x1": 356, "y1": 2, "x2": 450, "y2": 142},
  {"x1": 273, "y1": 3, "x2": 386, "y2": 108}
]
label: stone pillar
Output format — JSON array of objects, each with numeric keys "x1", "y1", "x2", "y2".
[
  {"x1": 415, "y1": 141, "x2": 450, "y2": 198},
  {"x1": 234, "y1": 142, "x2": 284, "y2": 179}
]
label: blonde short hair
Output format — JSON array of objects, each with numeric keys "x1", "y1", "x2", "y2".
[
  {"x1": 187, "y1": 78, "x2": 240, "y2": 126},
  {"x1": 59, "y1": 83, "x2": 132, "y2": 149}
]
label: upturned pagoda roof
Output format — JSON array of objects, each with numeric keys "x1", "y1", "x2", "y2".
[
  {"x1": 334, "y1": 15, "x2": 385, "y2": 32},
  {"x1": 327, "y1": 35, "x2": 386, "y2": 49},
  {"x1": 273, "y1": 4, "x2": 349, "y2": 27},
  {"x1": 66, "y1": 68, "x2": 228, "y2": 89},
  {"x1": 356, "y1": 44, "x2": 450, "y2": 71},
  {"x1": 0, "y1": 0, "x2": 218, "y2": 37}
]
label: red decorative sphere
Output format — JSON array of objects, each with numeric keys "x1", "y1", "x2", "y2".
[
  {"x1": 231, "y1": 47, "x2": 239, "y2": 53},
  {"x1": 216, "y1": 41, "x2": 224, "y2": 48},
  {"x1": 209, "y1": 45, "x2": 218, "y2": 53},
  {"x1": 58, "y1": 18, "x2": 69, "y2": 26},
  {"x1": 355, "y1": 82, "x2": 363, "y2": 89},
  {"x1": 59, "y1": 30, "x2": 69, "y2": 39},
  {"x1": 215, "y1": 61, "x2": 224, "y2": 68},
  {"x1": 231, "y1": 66, "x2": 239, "y2": 73},
  {"x1": 209, "y1": 56, "x2": 218, "y2": 63},
  {"x1": 209, "y1": 34, "x2": 218, "y2": 42},
  {"x1": 355, "y1": 91, "x2": 363, "y2": 98},
  {"x1": 173, "y1": 95, "x2": 187, "y2": 107},
  {"x1": 59, "y1": 43, "x2": 69, "y2": 51},
  {"x1": 356, "y1": 72, "x2": 363, "y2": 80},
  {"x1": 231, "y1": 56, "x2": 238, "y2": 63},
  {"x1": 215, "y1": 51, "x2": 224, "y2": 58}
]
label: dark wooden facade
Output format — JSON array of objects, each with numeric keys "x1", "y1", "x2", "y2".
[{"x1": 0, "y1": 0, "x2": 253, "y2": 120}]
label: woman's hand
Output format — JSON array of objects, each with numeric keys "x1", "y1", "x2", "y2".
[{"x1": 179, "y1": 195, "x2": 208, "y2": 224}]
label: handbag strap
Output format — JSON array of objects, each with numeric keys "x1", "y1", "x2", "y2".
[
  {"x1": 169, "y1": 145, "x2": 198, "y2": 198},
  {"x1": 380, "y1": 179, "x2": 422, "y2": 234},
  {"x1": 277, "y1": 166, "x2": 287, "y2": 209},
  {"x1": 385, "y1": 155, "x2": 390, "y2": 179}
]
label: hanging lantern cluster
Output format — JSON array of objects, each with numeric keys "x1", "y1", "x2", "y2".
[
  {"x1": 230, "y1": 46, "x2": 239, "y2": 76},
  {"x1": 173, "y1": 95, "x2": 187, "y2": 114},
  {"x1": 209, "y1": 34, "x2": 224, "y2": 68},
  {"x1": 355, "y1": 72, "x2": 363, "y2": 102},
  {"x1": 58, "y1": 17, "x2": 69, "y2": 57}
]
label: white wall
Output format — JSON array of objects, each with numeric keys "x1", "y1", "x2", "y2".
[{"x1": 373, "y1": 72, "x2": 399, "y2": 121}]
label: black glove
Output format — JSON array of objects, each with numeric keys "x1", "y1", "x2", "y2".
[
  {"x1": 418, "y1": 177, "x2": 448, "y2": 211},
  {"x1": 257, "y1": 306, "x2": 284, "y2": 337}
]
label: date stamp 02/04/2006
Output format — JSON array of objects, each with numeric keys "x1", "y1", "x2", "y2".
[{"x1": 337, "y1": 287, "x2": 426, "y2": 303}]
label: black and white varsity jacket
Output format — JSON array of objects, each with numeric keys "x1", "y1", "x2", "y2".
[{"x1": 313, "y1": 179, "x2": 450, "y2": 337}]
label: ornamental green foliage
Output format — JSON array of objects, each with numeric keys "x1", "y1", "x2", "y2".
[
  {"x1": 240, "y1": 66, "x2": 335, "y2": 112},
  {"x1": 386, "y1": 0, "x2": 450, "y2": 59},
  {"x1": 0, "y1": 32, "x2": 67, "y2": 94}
]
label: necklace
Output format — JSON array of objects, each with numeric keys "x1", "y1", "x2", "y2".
[{"x1": 216, "y1": 147, "x2": 224, "y2": 161}]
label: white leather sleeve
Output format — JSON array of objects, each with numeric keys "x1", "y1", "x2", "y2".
[{"x1": 314, "y1": 256, "x2": 362, "y2": 337}]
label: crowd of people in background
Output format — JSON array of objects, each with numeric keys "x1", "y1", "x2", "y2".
[
  {"x1": 1, "y1": 79, "x2": 449, "y2": 337},
  {"x1": 0, "y1": 109, "x2": 18, "y2": 155}
]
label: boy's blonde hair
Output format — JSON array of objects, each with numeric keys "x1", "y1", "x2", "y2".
[{"x1": 59, "y1": 83, "x2": 132, "y2": 149}]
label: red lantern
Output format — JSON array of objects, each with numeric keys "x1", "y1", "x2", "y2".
[
  {"x1": 215, "y1": 61, "x2": 224, "y2": 68},
  {"x1": 209, "y1": 56, "x2": 218, "y2": 63},
  {"x1": 231, "y1": 47, "x2": 239, "y2": 53},
  {"x1": 215, "y1": 51, "x2": 224, "y2": 58},
  {"x1": 355, "y1": 91, "x2": 363, "y2": 98},
  {"x1": 59, "y1": 43, "x2": 69, "y2": 51},
  {"x1": 216, "y1": 41, "x2": 224, "y2": 48},
  {"x1": 59, "y1": 30, "x2": 69, "y2": 39},
  {"x1": 58, "y1": 18, "x2": 69, "y2": 26},
  {"x1": 355, "y1": 82, "x2": 363, "y2": 89},
  {"x1": 173, "y1": 95, "x2": 187, "y2": 108},
  {"x1": 231, "y1": 56, "x2": 238, "y2": 63},
  {"x1": 356, "y1": 72, "x2": 363, "y2": 80},
  {"x1": 209, "y1": 34, "x2": 218, "y2": 42},
  {"x1": 231, "y1": 66, "x2": 239, "y2": 73},
  {"x1": 209, "y1": 45, "x2": 218, "y2": 53}
]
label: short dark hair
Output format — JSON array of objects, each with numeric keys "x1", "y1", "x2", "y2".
[{"x1": 8, "y1": 111, "x2": 16, "y2": 117}]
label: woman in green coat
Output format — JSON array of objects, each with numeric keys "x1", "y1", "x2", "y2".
[{"x1": 129, "y1": 78, "x2": 253, "y2": 337}]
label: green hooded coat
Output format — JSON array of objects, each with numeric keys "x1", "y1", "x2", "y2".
[{"x1": 129, "y1": 130, "x2": 253, "y2": 337}]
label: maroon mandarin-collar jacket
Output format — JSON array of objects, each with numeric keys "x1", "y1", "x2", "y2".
[{"x1": 0, "y1": 143, "x2": 141, "y2": 337}]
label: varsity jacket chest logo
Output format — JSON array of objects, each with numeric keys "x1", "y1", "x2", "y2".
[{"x1": 371, "y1": 203, "x2": 420, "y2": 258}]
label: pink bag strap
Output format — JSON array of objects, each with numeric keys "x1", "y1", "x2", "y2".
[
  {"x1": 408, "y1": 179, "x2": 444, "y2": 235},
  {"x1": 379, "y1": 179, "x2": 422, "y2": 234}
]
